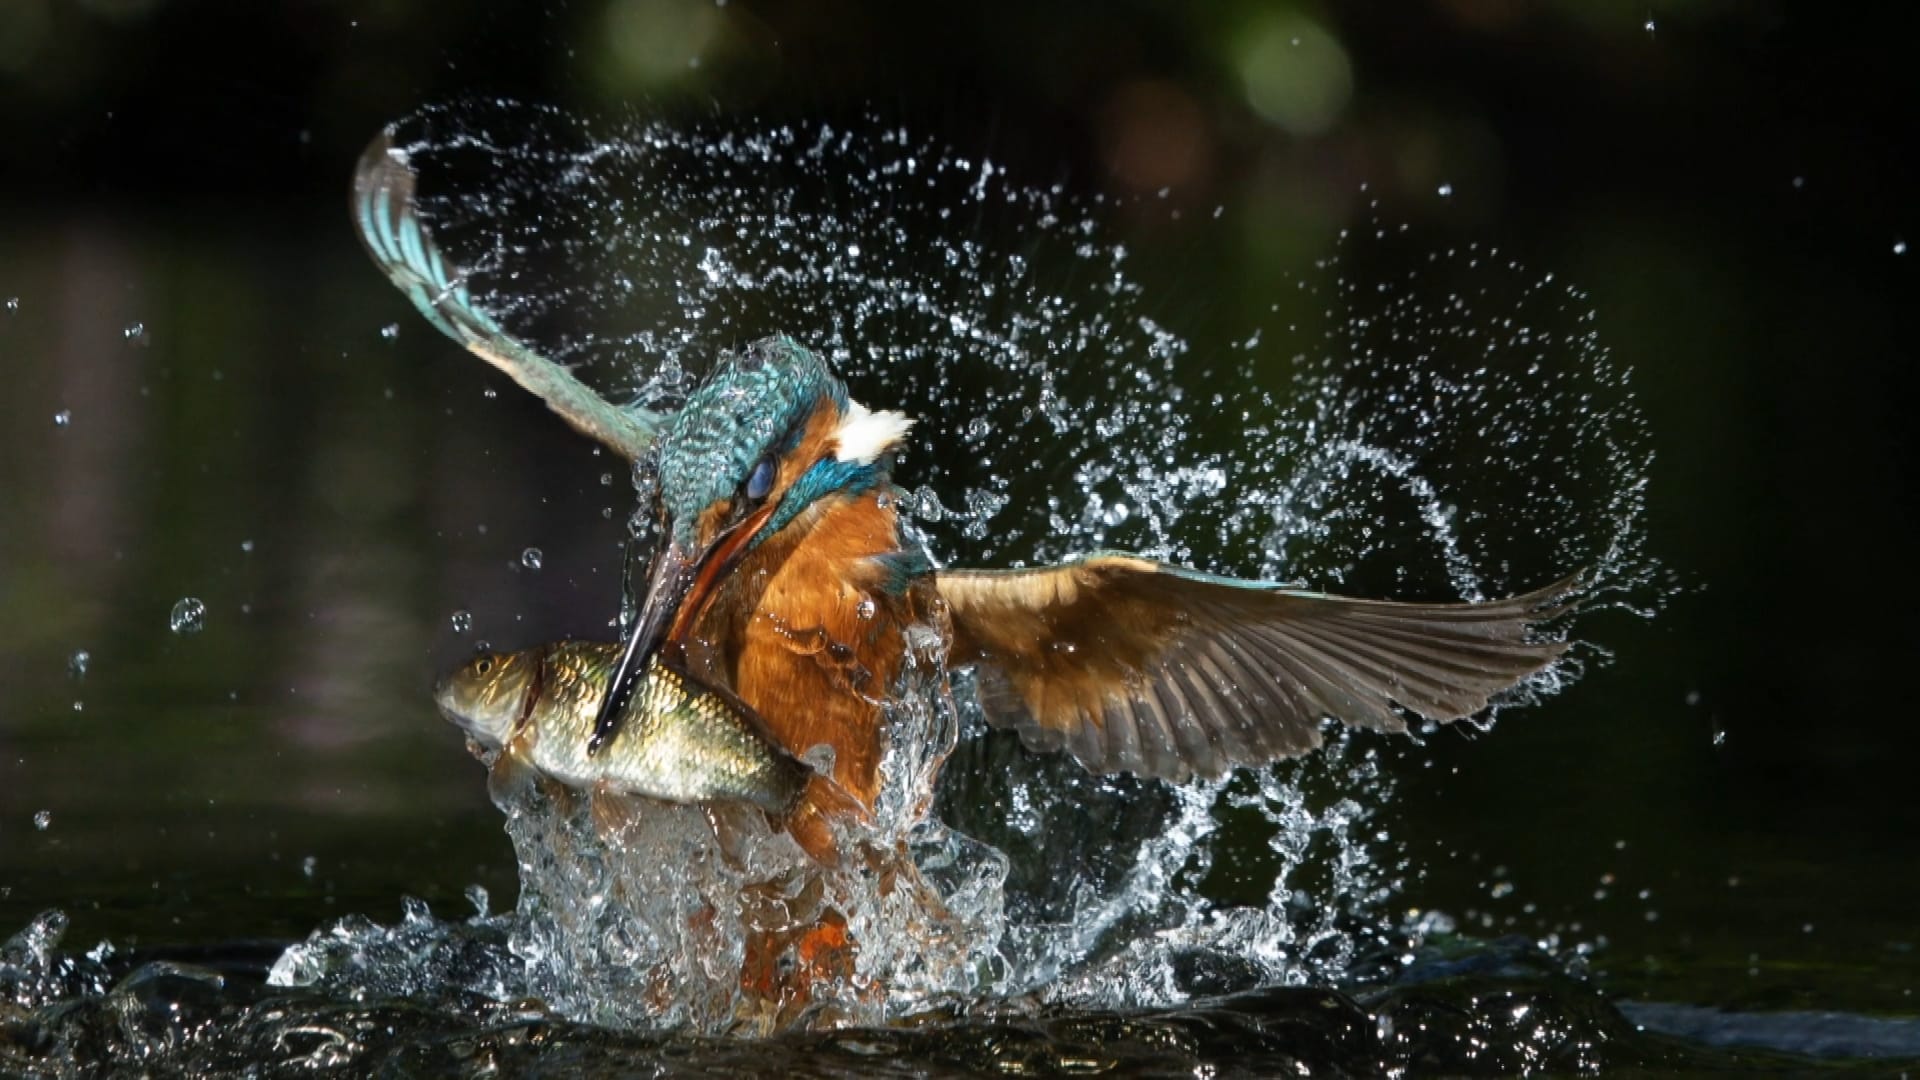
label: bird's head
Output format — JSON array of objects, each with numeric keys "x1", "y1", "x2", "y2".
[{"x1": 622, "y1": 335, "x2": 913, "y2": 670}]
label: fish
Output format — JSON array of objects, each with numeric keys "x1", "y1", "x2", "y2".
[{"x1": 434, "y1": 641, "x2": 862, "y2": 866}]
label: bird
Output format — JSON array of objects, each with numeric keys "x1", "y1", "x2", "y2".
[{"x1": 353, "y1": 133, "x2": 1578, "y2": 818}]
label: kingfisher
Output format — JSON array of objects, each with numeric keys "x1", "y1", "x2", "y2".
[{"x1": 354, "y1": 134, "x2": 1576, "y2": 819}]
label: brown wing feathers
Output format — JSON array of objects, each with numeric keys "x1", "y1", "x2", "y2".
[{"x1": 938, "y1": 556, "x2": 1576, "y2": 782}]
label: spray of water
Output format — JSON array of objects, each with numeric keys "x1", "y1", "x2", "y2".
[{"x1": 263, "y1": 100, "x2": 1655, "y2": 1034}]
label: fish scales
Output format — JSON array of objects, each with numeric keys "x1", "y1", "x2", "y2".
[{"x1": 436, "y1": 641, "x2": 810, "y2": 816}]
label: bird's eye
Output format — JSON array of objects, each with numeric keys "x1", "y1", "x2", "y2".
[
  {"x1": 475, "y1": 657, "x2": 494, "y2": 676},
  {"x1": 745, "y1": 455, "x2": 776, "y2": 501}
]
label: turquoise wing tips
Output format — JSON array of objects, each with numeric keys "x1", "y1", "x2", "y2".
[{"x1": 351, "y1": 131, "x2": 661, "y2": 461}]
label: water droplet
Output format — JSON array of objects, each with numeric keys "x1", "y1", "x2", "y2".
[
  {"x1": 1436, "y1": 183, "x2": 1454, "y2": 198},
  {"x1": 301, "y1": 855, "x2": 318, "y2": 879},
  {"x1": 68, "y1": 650, "x2": 90, "y2": 679},
  {"x1": 854, "y1": 597, "x2": 876, "y2": 620},
  {"x1": 20, "y1": 910, "x2": 66, "y2": 954},
  {"x1": 520, "y1": 547, "x2": 545, "y2": 571},
  {"x1": 1711, "y1": 728, "x2": 1727, "y2": 747},
  {"x1": 32, "y1": 810, "x2": 51, "y2": 831},
  {"x1": 1791, "y1": 175, "x2": 1806, "y2": 189},
  {"x1": 169, "y1": 597, "x2": 207, "y2": 634},
  {"x1": 465, "y1": 884, "x2": 491, "y2": 918},
  {"x1": 123, "y1": 322, "x2": 147, "y2": 345},
  {"x1": 482, "y1": 387, "x2": 498, "y2": 399},
  {"x1": 1101, "y1": 501, "x2": 1131, "y2": 526},
  {"x1": 1643, "y1": 17, "x2": 1656, "y2": 34},
  {"x1": 240, "y1": 539, "x2": 254, "y2": 553},
  {"x1": 801, "y1": 743, "x2": 837, "y2": 774},
  {"x1": 52, "y1": 410, "x2": 71, "y2": 427},
  {"x1": 380, "y1": 323, "x2": 400, "y2": 340},
  {"x1": 3, "y1": 297, "x2": 17, "y2": 312},
  {"x1": 1896, "y1": 238, "x2": 1908, "y2": 256},
  {"x1": 450, "y1": 610, "x2": 474, "y2": 634},
  {"x1": 910, "y1": 486, "x2": 947, "y2": 522}
]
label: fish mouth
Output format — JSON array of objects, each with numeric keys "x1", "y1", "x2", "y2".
[
  {"x1": 431, "y1": 663, "x2": 539, "y2": 751},
  {"x1": 431, "y1": 682, "x2": 495, "y2": 746},
  {"x1": 434, "y1": 698, "x2": 484, "y2": 740},
  {"x1": 590, "y1": 505, "x2": 774, "y2": 754}
]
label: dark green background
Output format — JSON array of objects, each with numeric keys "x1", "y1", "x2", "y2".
[{"x1": 2, "y1": 0, "x2": 1915, "y2": 1015}]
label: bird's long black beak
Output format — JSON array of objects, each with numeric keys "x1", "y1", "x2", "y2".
[
  {"x1": 591, "y1": 532, "x2": 698, "y2": 754},
  {"x1": 589, "y1": 504, "x2": 776, "y2": 755}
]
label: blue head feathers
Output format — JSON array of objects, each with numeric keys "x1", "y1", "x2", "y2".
[{"x1": 656, "y1": 336, "x2": 849, "y2": 542}]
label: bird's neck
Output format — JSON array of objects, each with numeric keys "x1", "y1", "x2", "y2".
[
  {"x1": 690, "y1": 485, "x2": 922, "y2": 805},
  {"x1": 713, "y1": 484, "x2": 920, "y2": 648}
]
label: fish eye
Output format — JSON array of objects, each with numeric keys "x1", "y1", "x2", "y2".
[
  {"x1": 474, "y1": 657, "x2": 494, "y2": 676},
  {"x1": 745, "y1": 454, "x2": 776, "y2": 502}
]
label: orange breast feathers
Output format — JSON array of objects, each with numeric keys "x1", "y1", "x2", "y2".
[{"x1": 696, "y1": 488, "x2": 918, "y2": 808}]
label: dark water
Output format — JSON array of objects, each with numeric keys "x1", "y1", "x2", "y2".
[{"x1": 4, "y1": 2, "x2": 1919, "y2": 1074}]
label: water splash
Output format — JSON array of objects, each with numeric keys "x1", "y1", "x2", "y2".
[
  {"x1": 273, "y1": 630, "x2": 1005, "y2": 1036},
  {"x1": 307, "y1": 100, "x2": 1664, "y2": 1033},
  {"x1": 386, "y1": 101, "x2": 1651, "y2": 600},
  {"x1": 16, "y1": 907, "x2": 1899, "y2": 1076},
  {"x1": 232, "y1": 101, "x2": 1664, "y2": 1040},
  {"x1": 1, "y1": 911, "x2": 110, "y2": 1011}
]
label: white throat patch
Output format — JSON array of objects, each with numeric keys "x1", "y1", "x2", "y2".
[{"x1": 833, "y1": 400, "x2": 915, "y2": 464}]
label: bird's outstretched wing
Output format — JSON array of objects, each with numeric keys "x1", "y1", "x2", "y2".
[
  {"x1": 351, "y1": 131, "x2": 661, "y2": 461},
  {"x1": 935, "y1": 555, "x2": 1579, "y2": 782}
]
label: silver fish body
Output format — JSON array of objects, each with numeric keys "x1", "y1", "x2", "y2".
[{"x1": 435, "y1": 641, "x2": 810, "y2": 816}]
